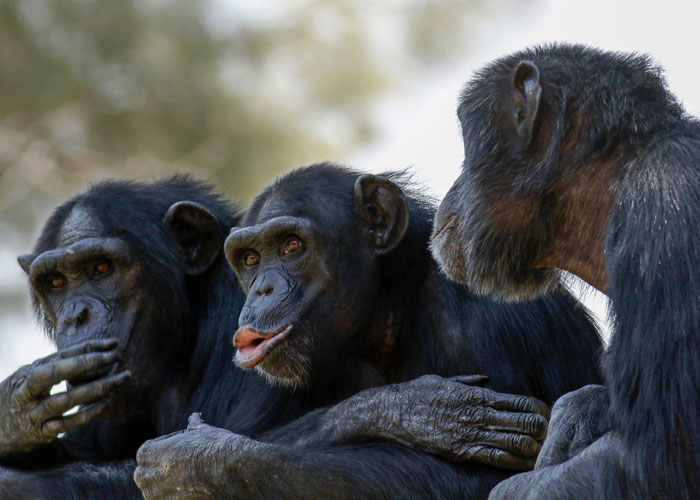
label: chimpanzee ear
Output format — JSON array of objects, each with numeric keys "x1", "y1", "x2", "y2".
[
  {"x1": 354, "y1": 175, "x2": 409, "y2": 255},
  {"x1": 17, "y1": 254, "x2": 35, "y2": 275},
  {"x1": 165, "y1": 201, "x2": 221, "y2": 276},
  {"x1": 511, "y1": 60, "x2": 542, "y2": 144}
]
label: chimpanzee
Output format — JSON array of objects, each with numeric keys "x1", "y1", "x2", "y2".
[
  {"x1": 0, "y1": 176, "x2": 557, "y2": 499},
  {"x1": 431, "y1": 43, "x2": 700, "y2": 499},
  {"x1": 0, "y1": 177, "x2": 284, "y2": 498},
  {"x1": 134, "y1": 163, "x2": 604, "y2": 499}
]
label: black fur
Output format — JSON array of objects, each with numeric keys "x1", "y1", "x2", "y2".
[
  {"x1": 0, "y1": 177, "x2": 308, "y2": 498},
  {"x1": 435, "y1": 44, "x2": 700, "y2": 499},
  {"x1": 226, "y1": 163, "x2": 604, "y2": 498}
]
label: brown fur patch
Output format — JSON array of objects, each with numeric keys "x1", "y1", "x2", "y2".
[
  {"x1": 487, "y1": 194, "x2": 539, "y2": 231},
  {"x1": 536, "y1": 160, "x2": 615, "y2": 291}
]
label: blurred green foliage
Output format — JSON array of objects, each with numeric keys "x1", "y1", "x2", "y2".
[
  {"x1": 0, "y1": 0, "x2": 515, "y2": 224},
  {"x1": 2, "y1": 0, "x2": 537, "y2": 370}
]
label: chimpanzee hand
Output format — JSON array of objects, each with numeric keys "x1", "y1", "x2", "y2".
[
  {"x1": 0, "y1": 338, "x2": 131, "y2": 458},
  {"x1": 323, "y1": 374, "x2": 550, "y2": 471},
  {"x1": 535, "y1": 384, "x2": 609, "y2": 468},
  {"x1": 135, "y1": 413, "x2": 258, "y2": 500}
]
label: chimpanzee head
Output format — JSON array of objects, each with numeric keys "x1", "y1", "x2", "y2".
[
  {"x1": 431, "y1": 44, "x2": 676, "y2": 299},
  {"x1": 223, "y1": 164, "x2": 422, "y2": 387},
  {"x1": 18, "y1": 177, "x2": 235, "y2": 417}
]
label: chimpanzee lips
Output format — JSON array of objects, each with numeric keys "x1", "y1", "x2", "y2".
[{"x1": 233, "y1": 324, "x2": 293, "y2": 368}]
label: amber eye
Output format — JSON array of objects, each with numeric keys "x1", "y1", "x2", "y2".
[
  {"x1": 282, "y1": 237, "x2": 303, "y2": 255},
  {"x1": 93, "y1": 261, "x2": 111, "y2": 275},
  {"x1": 50, "y1": 275, "x2": 66, "y2": 289},
  {"x1": 243, "y1": 251, "x2": 260, "y2": 267}
]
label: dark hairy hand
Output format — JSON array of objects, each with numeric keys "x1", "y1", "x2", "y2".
[
  {"x1": 134, "y1": 413, "x2": 258, "y2": 500},
  {"x1": 488, "y1": 432, "x2": 624, "y2": 500},
  {"x1": 535, "y1": 384, "x2": 609, "y2": 468},
  {"x1": 0, "y1": 338, "x2": 130, "y2": 458},
  {"x1": 344, "y1": 374, "x2": 551, "y2": 471}
]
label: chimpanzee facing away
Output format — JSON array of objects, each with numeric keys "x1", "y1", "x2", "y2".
[
  {"x1": 0, "y1": 176, "x2": 564, "y2": 499},
  {"x1": 134, "y1": 163, "x2": 603, "y2": 499},
  {"x1": 432, "y1": 43, "x2": 700, "y2": 499}
]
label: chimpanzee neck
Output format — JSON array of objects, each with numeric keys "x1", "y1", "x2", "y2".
[
  {"x1": 385, "y1": 262, "x2": 481, "y2": 380},
  {"x1": 541, "y1": 160, "x2": 614, "y2": 292},
  {"x1": 605, "y1": 133, "x2": 700, "y2": 495},
  {"x1": 173, "y1": 261, "x2": 247, "y2": 424},
  {"x1": 314, "y1": 247, "x2": 436, "y2": 401},
  {"x1": 316, "y1": 294, "x2": 407, "y2": 402}
]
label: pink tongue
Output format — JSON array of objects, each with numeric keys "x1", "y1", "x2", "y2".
[
  {"x1": 233, "y1": 328, "x2": 265, "y2": 356},
  {"x1": 234, "y1": 327, "x2": 271, "y2": 357}
]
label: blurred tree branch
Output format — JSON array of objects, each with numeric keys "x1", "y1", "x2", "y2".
[{"x1": 0, "y1": 0, "x2": 527, "y2": 231}]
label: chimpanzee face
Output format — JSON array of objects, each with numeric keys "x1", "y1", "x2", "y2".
[
  {"x1": 17, "y1": 200, "x2": 225, "y2": 418},
  {"x1": 224, "y1": 172, "x2": 409, "y2": 388},
  {"x1": 225, "y1": 215, "x2": 334, "y2": 387},
  {"x1": 18, "y1": 207, "x2": 147, "y2": 416},
  {"x1": 431, "y1": 167, "x2": 559, "y2": 302},
  {"x1": 431, "y1": 60, "x2": 561, "y2": 301}
]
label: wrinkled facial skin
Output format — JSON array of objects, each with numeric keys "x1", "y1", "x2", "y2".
[
  {"x1": 431, "y1": 167, "x2": 559, "y2": 302},
  {"x1": 225, "y1": 214, "x2": 375, "y2": 388},
  {"x1": 225, "y1": 173, "x2": 408, "y2": 388},
  {"x1": 225, "y1": 216, "x2": 329, "y2": 387},
  {"x1": 21, "y1": 208, "x2": 149, "y2": 417}
]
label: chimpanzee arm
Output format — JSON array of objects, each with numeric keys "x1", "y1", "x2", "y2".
[
  {"x1": 135, "y1": 414, "x2": 513, "y2": 500},
  {"x1": 0, "y1": 461, "x2": 142, "y2": 500},
  {"x1": 0, "y1": 373, "x2": 548, "y2": 499},
  {"x1": 262, "y1": 375, "x2": 549, "y2": 470},
  {"x1": 488, "y1": 387, "x2": 615, "y2": 500},
  {"x1": 488, "y1": 432, "x2": 627, "y2": 500},
  {"x1": 0, "y1": 419, "x2": 148, "y2": 500},
  {"x1": 0, "y1": 339, "x2": 130, "y2": 463}
]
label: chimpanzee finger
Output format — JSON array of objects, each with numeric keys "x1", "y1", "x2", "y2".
[
  {"x1": 137, "y1": 429, "x2": 188, "y2": 452},
  {"x1": 136, "y1": 437, "x2": 184, "y2": 468},
  {"x1": 134, "y1": 465, "x2": 162, "y2": 493},
  {"x1": 459, "y1": 446, "x2": 536, "y2": 471},
  {"x1": 187, "y1": 412, "x2": 206, "y2": 430},
  {"x1": 141, "y1": 488, "x2": 194, "y2": 500},
  {"x1": 29, "y1": 371, "x2": 131, "y2": 423},
  {"x1": 475, "y1": 408, "x2": 548, "y2": 439},
  {"x1": 36, "y1": 339, "x2": 120, "y2": 366},
  {"x1": 449, "y1": 375, "x2": 489, "y2": 386},
  {"x1": 21, "y1": 350, "x2": 121, "y2": 399},
  {"x1": 473, "y1": 429, "x2": 542, "y2": 458},
  {"x1": 40, "y1": 401, "x2": 109, "y2": 438},
  {"x1": 486, "y1": 393, "x2": 551, "y2": 418},
  {"x1": 169, "y1": 492, "x2": 201, "y2": 500},
  {"x1": 56, "y1": 338, "x2": 120, "y2": 359}
]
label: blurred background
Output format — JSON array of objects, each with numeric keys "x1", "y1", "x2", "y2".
[{"x1": 2, "y1": 0, "x2": 699, "y2": 378}]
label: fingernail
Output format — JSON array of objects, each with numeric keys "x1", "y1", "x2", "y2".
[{"x1": 105, "y1": 350, "x2": 121, "y2": 360}]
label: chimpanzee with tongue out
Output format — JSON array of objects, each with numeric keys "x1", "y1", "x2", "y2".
[{"x1": 134, "y1": 163, "x2": 603, "y2": 500}]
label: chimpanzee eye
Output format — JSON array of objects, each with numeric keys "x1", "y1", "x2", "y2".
[
  {"x1": 49, "y1": 275, "x2": 66, "y2": 290},
  {"x1": 282, "y1": 236, "x2": 303, "y2": 256},
  {"x1": 92, "y1": 261, "x2": 111, "y2": 276},
  {"x1": 242, "y1": 251, "x2": 260, "y2": 267}
]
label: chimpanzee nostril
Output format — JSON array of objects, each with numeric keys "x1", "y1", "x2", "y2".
[
  {"x1": 65, "y1": 301, "x2": 90, "y2": 326},
  {"x1": 251, "y1": 270, "x2": 288, "y2": 298},
  {"x1": 256, "y1": 285, "x2": 274, "y2": 297},
  {"x1": 76, "y1": 306, "x2": 89, "y2": 326}
]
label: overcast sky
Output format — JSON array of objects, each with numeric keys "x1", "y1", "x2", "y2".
[
  {"x1": 352, "y1": 0, "x2": 700, "y2": 343},
  {"x1": 3, "y1": 0, "x2": 700, "y2": 378}
]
